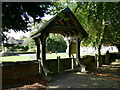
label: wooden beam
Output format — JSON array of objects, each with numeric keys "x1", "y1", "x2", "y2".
[
  {"x1": 40, "y1": 37, "x2": 46, "y2": 65},
  {"x1": 57, "y1": 20, "x2": 65, "y2": 25},
  {"x1": 51, "y1": 29, "x2": 78, "y2": 36},
  {"x1": 54, "y1": 24, "x2": 80, "y2": 30},
  {"x1": 67, "y1": 14, "x2": 88, "y2": 37},
  {"x1": 57, "y1": 19, "x2": 72, "y2": 26},
  {"x1": 62, "y1": 19, "x2": 70, "y2": 25},
  {"x1": 64, "y1": 32, "x2": 70, "y2": 37},
  {"x1": 67, "y1": 19, "x2": 78, "y2": 27},
  {"x1": 51, "y1": 32, "x2": 67, "y2": 37},
  {"x1": 51, "y1": 28, "x2": 75, "y2": 32},
  {"x1": 31, "y1": 32, "x2": 41, "y2": 39},
  {"x1": 66, "y1": 40, "x2": 72, "y2": 57},
  {"x1": 53, "y1": 25, "x2": 79, "y2": 35},
  {"x1": 50, "y1": 28, "x2": 74, "y2": 36},
  {"x1": 34, "y1": 38, "x2": 40, "y2": 60},
  {"x1": 34, "y1": 37, "x2": 41, "y2": 73},
  {"x1": 31, "y1": 7, "x2": 88, "y2": 39},
  {"x1": 76, "y1": 38, "x2": 81, "y2": 61},
  {"x1": 68, "y1": 40, "x2": 71, "y2": 57},
  {"x1": 51, "y1": 26, "x2": 78, "y2": 33},
  {"x1": 36, "y1": 43, "x2": 40, "y2": 60}
]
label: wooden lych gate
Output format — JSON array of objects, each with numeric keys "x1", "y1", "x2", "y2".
[{"x1": 31, "y1": 7, "x2": 88, "y2": 76}]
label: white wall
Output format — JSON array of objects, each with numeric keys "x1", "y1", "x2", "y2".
[{"x1": 80, "y1": 46, "x2": 118, "y2": 55}]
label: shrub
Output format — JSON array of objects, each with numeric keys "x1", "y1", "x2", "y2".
[{"x1": 10, "y1": 45, "x2": 28, "y2": 52}]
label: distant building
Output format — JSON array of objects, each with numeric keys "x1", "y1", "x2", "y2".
[
  {"x1": 16, "y1": 40, "x2": 24, "y2": 46},
  {"x1": 3, "y1": 37, "x2": 24, "y2": 46},
  {"x1": 7, "y1": 37, "x2": 18, "y2": 45}
]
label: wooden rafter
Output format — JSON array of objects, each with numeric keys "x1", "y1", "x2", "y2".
[
  {"x1": 50, "y1": 29, "x2": 74, "y2": 36},
  {"x1": 31, "y1": 7, "x2": 88, "y2": 39}
]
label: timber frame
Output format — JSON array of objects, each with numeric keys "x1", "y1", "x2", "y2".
[{"x1": 31, "y1": 7, "x2": 88, "y2": 75}]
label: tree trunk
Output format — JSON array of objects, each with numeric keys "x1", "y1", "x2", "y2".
[
  {"x1": 115, "y1": 44, "x2": 120, "y2": 52},
  {"x1": 96, "y1": 20, "x2": 107, "y2": 67},
  {"x1": 97, "y1": 44, "x2": 102, "y2": 67}
]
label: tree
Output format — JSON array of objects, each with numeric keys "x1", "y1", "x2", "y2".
[
  {"x1": 48, "y1": 2, "x2": 120, "y2": 67},
  {"x1": 2, "y1": 2, "x2": 53, "y2": 44},
  {"x1": 73, "y1": 2, "x2": 120, "y2": 66},
  {"x1": 19, "y1": 35, "x2": 27, "y2": 40},
  {"x1": 29, "y1": 19, "x2": 48, "y2": 36},
  {"x1": 46, "y1": 34, "x2": 67, "y2": 52},
  {"x1": 23, "y1": 37, "x2": 35, "y2": 50}
]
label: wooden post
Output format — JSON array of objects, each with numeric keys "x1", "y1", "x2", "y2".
[
  {"x1": 36, "y1": 42, "x2": 40, "y2": 60},
  {"x1": 71, "y1": 55, "x2": 74, "y2": 70},
  {"x1": 68, "y1": 40, "x2": 71, "y2": 57},
  {"x1": 36, "y1": 43, "x2": 41, "y2": 73},
  {"x1": 40, "y1": 37, "x2": 48, "y2": 76},
  {"x1": 57, "y1": 56, "x2": 60, "y2": 72},
  {"x1": 34, "y1": 38, "x2": 40, "y2": 60},
  {"x1": 66, "y1": 40, "x2": 71, "y2": 57},
  {"x1": 41, "y1": 38, "x2": 46, "y2": 66},
  {"x1": 76, "y1": 38, "x2": 80, "y2": 61},
  {"x1": 34, "y1": 38, "x2": 41, "y2": 73}
]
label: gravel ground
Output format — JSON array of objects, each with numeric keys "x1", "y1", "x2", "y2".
[
  {"x1": 46, "y1": 59, "x2": 120, "y2": 89},
  {"x1": 46, "y1": 72, "x2": 119, "y2": 88}
]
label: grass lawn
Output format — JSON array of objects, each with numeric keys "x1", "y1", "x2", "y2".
[
  {"x1": 13, "y1": 51, "x2": 35, "y2": 54},
  {"x1": 0, "y1": 53, "x2": 70, "y2": 62},
  {"x1": 0, "y1": 56, "x2": 32, "y2": 62},
  {"x1": 46, "y1": 53, "x2": 69, "y2": 59},
  {"x1": 46, "y1": 53, "x2": 93, "y2": 59},
  {"x1": 0, "y1": 53, "x2": 91, "y2": 62}
]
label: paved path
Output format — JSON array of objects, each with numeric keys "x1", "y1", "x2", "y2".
[
  {"x1": 18, "y1": 54, "x2": 36, "y2": 60},
  {"x1": 47, "y1": 72, "x2": 119, "y2": 88}
]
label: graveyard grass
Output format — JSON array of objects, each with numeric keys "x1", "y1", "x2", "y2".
[
  {"x1": 0, "y1": 56, "x2": 32, "y2": 62},
  {"x1": 0, "y1": 53, "x2": 91, "y2": 62},
  {"x1": 0, "y1": 53, "x2": 70, "y2": 62}
]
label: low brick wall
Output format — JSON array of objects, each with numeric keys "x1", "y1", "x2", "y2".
[
  {"x1": 2, "y1": 61, "x2": 44, "y2": 89},
  {"x1": 2, "y1": 58, "x2": 72, "y2": 89}
]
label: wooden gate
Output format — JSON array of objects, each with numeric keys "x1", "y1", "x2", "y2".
[{"x1": 45, "y1": 57, "x2": 73, "y2": 73}]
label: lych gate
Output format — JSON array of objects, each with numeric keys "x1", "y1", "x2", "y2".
[{"x1": 31, "y1": 7, "x2": 88, "y2": 76}]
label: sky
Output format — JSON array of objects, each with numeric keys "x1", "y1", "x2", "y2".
[{"x1": 4, "y1": 14, "x2": 53, "y2": 39}]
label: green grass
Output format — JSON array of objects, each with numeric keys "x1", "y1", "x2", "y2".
[
  {"x1": 0, "y1": 53, "x2": 69, "y2": 62},
  {"x1": 13, "y1": 51, "x2": 35, "y2": 54},
  {"x1": 0, "y1": 56, "x2": 32, "y2": 62},
  {"x1": 0, "y1": 53, "x2": 89, "y2": 62},
  {"x1": 46, "y1": 53, "x2": 69, "y2": 59}
]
